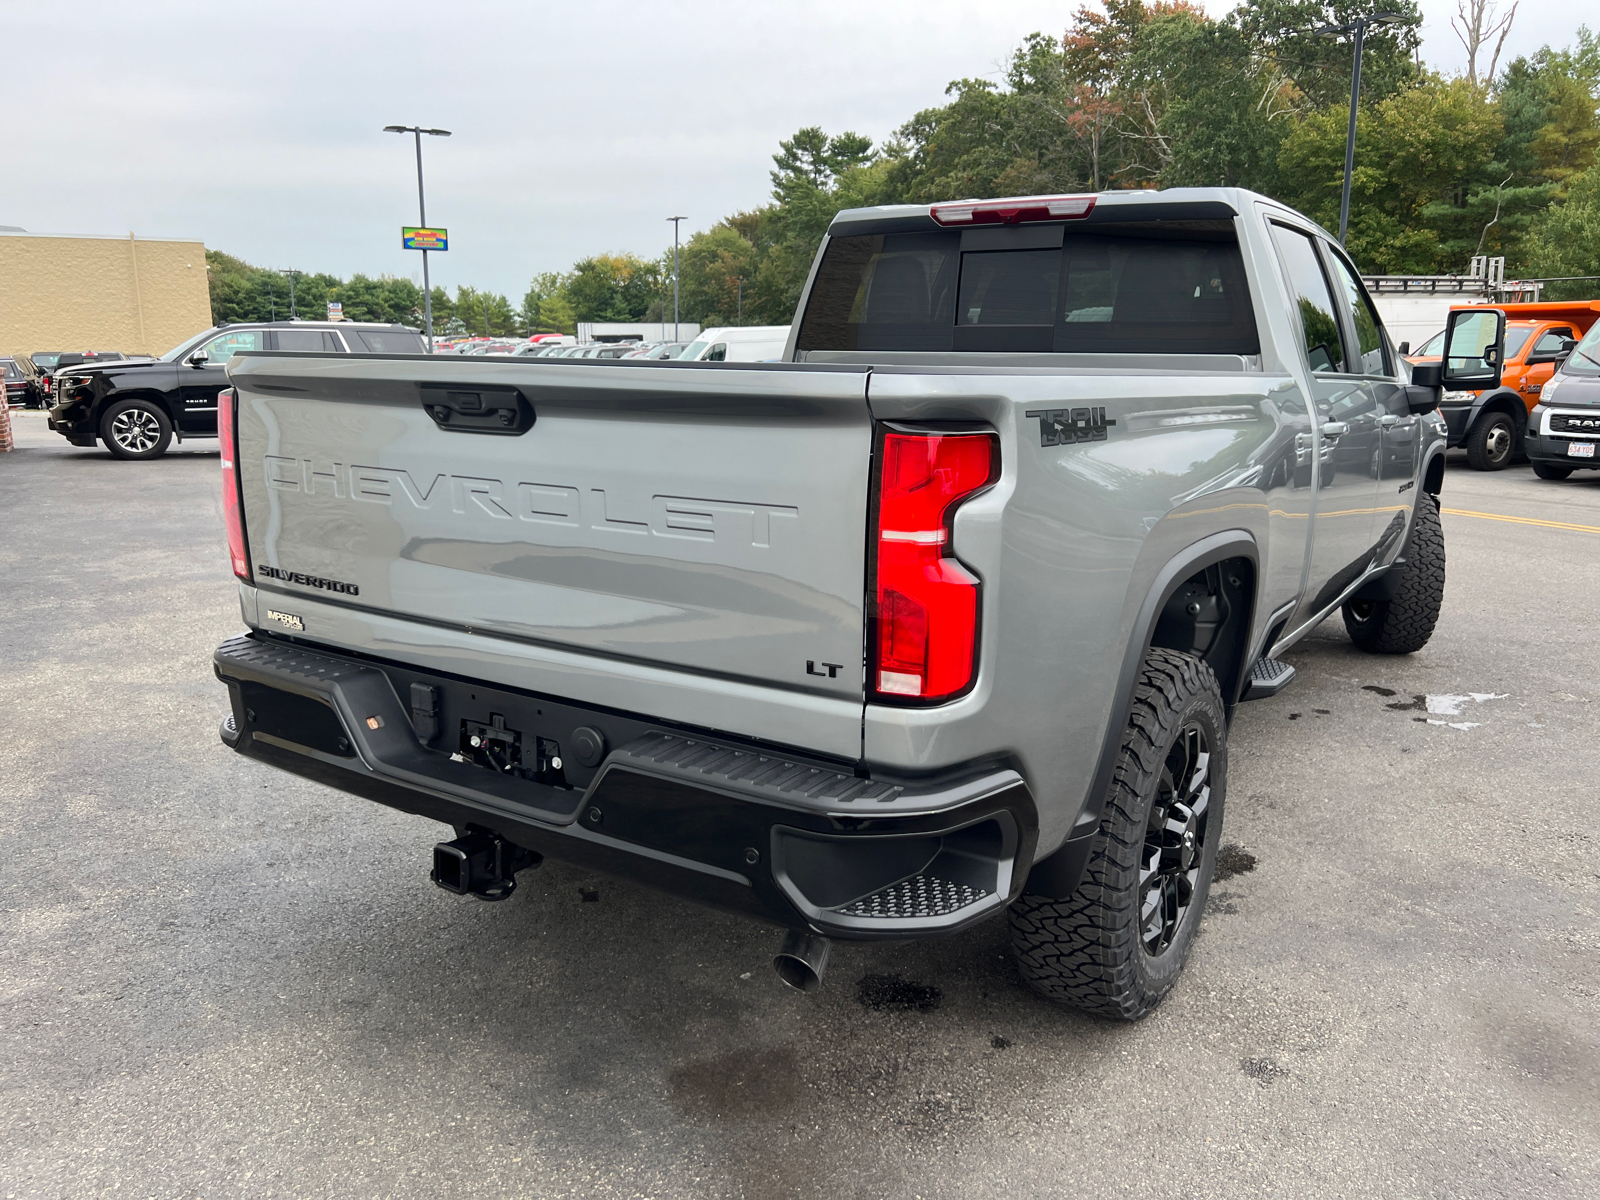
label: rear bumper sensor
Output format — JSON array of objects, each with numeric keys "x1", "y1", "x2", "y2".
[
  {"x1": 214, "y1": 633, "x2": 1038, "y2": 939},
  {"x1": 1241, "y1": 656, "x2": 1296, "y2": 701}
]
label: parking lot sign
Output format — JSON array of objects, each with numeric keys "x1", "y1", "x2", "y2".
[{"x1": 402, "y1": 226, "x2": 448, "y2": 251}]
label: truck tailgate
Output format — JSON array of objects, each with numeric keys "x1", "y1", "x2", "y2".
[{"x1": 229, "y1": 355, "x2": 872, "y2": 702}]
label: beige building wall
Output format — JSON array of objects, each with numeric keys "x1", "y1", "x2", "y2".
[{"x1": 0, "y1": 232, "x2": 213, "y2": 359}]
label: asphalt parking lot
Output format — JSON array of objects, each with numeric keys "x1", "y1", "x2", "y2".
[{"x1": 2, "y1": 409, "x2": 1597, "y2": 1199}]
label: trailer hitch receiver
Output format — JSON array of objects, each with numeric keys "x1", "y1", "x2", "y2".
[{"x1": 431, "y1": 830, "x2": 541, "y2": 901}]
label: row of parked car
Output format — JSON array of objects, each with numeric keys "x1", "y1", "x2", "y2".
[
  {"x1": 3, "y1": 350, "x2": 133, "y2": 409},
  {"x1": 26, "y1": 319, "x2": 795, "y2": 460},
  {"x1": 437, "y1": 326, "x2": 790, "y2": 364}
]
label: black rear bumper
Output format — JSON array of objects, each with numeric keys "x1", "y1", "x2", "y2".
[{"x1": 214, "y1": 634, "x2": 1037, "y2": 940}]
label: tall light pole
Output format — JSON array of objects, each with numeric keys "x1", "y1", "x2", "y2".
[
  {"x1": 383, "y1": 124, "x2": 452, "y2": 351},
  {"x1": 667, "y1": 216, "x2": 685, "y2": 341},
  {"x1": 281, "y1": 269, "x2": 301, "y2": 320},
  {"x1": 736, "y1": 276, "x2": 744, "y2": 326},
  {"x1": 1315, "y1": 13, "x2": 1406, "y2": 245}
]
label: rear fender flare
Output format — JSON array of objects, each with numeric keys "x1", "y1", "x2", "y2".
[
  {"x1": 1422, "y1": 446, "x2": 1446, "y2": 496},
  {"x1": 1024, "y1": 530, "x2": 1257, "y2": 898}
]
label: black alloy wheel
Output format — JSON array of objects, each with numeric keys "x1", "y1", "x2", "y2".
[
  {"x1": 1009, "y1": 647, "x2": 1227, "y2": 1020},
  {"x1": 1140, "y1": 725, "x2": 1211, "y2": 957}
]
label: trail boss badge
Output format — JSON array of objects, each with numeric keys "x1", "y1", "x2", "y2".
[{"x1": 1024, "y1": 407, "x2": 1115, "y2": 446}]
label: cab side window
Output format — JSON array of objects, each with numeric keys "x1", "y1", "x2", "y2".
[
  {"x1": 1531, "y1": 328, "x2": 1573, "y2": 359},
  {"x1": 705, "y1": 343, "x2": 727, "y2": 362},
  {"x1": 201, "y1": 330, "x2": 262, "y2": 362},
  {"x1": 1269, "y1": 224, "x2": 1346, "y2": 374},
  {"x1": 1325, "y1": 250, "x2": 1391, "y2": 376}
]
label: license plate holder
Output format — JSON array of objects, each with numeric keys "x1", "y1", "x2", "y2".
[{"x1": 1568, "y1": 442, "x2": 1596, "y2": 458}]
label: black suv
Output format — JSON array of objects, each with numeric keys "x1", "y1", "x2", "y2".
[{"x1": 46, "y1": 321, "x2": 426, "y2": 459}]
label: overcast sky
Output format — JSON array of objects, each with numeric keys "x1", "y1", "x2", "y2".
[{"x1": 6, "y1": 1, "x2": 1588, "y2": 303}]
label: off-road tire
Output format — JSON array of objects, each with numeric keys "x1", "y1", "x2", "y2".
[
  {"x1": 1009, "y1": 648, "x2": 1226, "y2": 1021},
  {"x1": 100, "y1": 398, "x2": 173, "y2": 460},
  {"x1": 1464, "y1": 410, "x2": 1517, "y2": 470},
  {"x1": 1342, "y1": 495, "x2": 1444, "y2": 653},
  {"x1": 1532, "y1": 463, "x2": 1573, "y2": 481}
]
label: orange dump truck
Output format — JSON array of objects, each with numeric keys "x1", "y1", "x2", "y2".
[{"x1": 1404, "y1": 300, "x2": 1600, "y2": 469}]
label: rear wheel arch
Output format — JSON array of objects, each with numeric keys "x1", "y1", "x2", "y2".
[
  {"x1": 1025, "y1": 531, "x2": 1258, "y2": 898},
  {"x1": 1422, "y1": 448, "x2": 1446, "y2": 496}
]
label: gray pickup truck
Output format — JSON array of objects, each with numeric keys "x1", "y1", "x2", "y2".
[{"x1": 211, "y1": 189, "x2": 1505, "y2": 1020}]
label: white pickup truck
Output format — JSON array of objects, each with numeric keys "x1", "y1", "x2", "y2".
[{"x1": 211, "y1": 188, "x2": 1504, "y2": 1019}]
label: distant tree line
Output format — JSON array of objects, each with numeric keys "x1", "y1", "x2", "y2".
[
  {"x1": 205, "y1": 252, "x2": 523, "y2": 336},
  {"x1": 211, "y1": 2, "x2": 1600, "y2": 333}
]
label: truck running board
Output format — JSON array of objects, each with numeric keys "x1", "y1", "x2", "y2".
[{"x1": 1241, "y1": 657, "x2": 1296, "y2": 701}]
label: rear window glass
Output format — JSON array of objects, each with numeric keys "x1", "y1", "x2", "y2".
[
  {"x1": 795, "y1": 221, "x2": 1258, "y2": 355},
  {"x1": 349, "y1": 330, "x2": 425, "y2": 353}
]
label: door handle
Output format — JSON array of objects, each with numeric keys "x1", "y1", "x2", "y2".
[
  {"x1": 1320, "y1": 421, "x2": 1349, "y2": 438},
  {"x1": 1375, "y1": 414, "x2": 1402, "y2": 427}
]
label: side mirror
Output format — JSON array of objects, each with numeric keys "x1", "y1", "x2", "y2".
[
  {"x1": 1397, "y1": 341, "x2": 1410, "y2": 357},
  {"x1": 1402, "y1": 384, "x2": 1439, "y2": 414},
  {"x1": 1441, "y1": 307, "x2": 1505, "y2": 390},
  {"x1": 1406, "y1": 360, "x2": 1442, "y2": 412},
  {"x1": 187, "y1": 351, "x2": 209, "y2": 366}
]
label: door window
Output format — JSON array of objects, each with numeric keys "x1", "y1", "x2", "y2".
[
  {"x1": 1530, "y1": 328, "x2": 1574, "y2": 359},
  {"x1": 349, "y1": 330, "x2": 424, "y2": 353},
  {"x1": 274, "y1": 329, "x2": 340, "y2": 352},
  {"x1": 705, "y1": 343, "x2": 727, "y2": 362},
  {"x1": 1324, "y1": 250, "x2": 1390, "y2": 376},
  {"x1": 200, "y1": 330, "x2": 262, "y2": 362},
  {"x1": 1269, "y1": 224, "x2": 1347, "y2": 374}
]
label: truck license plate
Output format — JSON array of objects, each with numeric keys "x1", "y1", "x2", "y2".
[{"x1": 1568, "y1": 442, "x2": 1596, "y2": 458}]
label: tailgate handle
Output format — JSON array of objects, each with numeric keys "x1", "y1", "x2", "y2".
[{"x1": 420, "y1": 384, "x2": 535, "y2": 435}]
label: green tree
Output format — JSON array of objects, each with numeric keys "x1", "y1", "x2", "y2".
[
  {"x1": 566, "y1": 253, "x2": 661, "y2": 321},
  {"x1": 521, "y1": 270, "x2": 574, "y2": 332},
  {"x1": 1277, "y1": 76, "x2": 1502, "y2": 271},
  {"x1": 676, "y1": 224, "x2": 760, "y2": 326},
  {"x1": 1523, "y1": 162, "x2": 1600, "y2": 297},
  {"x1": 1529, "y1": 74, "x2": 1600, "y2": 187},
  {"x1": 1232, "y1": 0, "x2": 1423, "y2": 110},
  {"x1": 453, "y1": 286, "x2": 521, "y2": 336}
]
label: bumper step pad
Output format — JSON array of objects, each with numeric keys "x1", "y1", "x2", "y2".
[{"x1": 840, "y1": 874, "x2": 991, "y2": 919}]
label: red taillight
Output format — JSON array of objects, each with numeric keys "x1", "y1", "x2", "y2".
[
  {"x1": 218, "y1": 387, "x2": 250, "y2": 581},
  {"x1": 870, "y1": 429, "x2": 997, "y2": 703},
  {"x1": 930, "y1": 194, "x2": 1096, "y2": 226}
]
